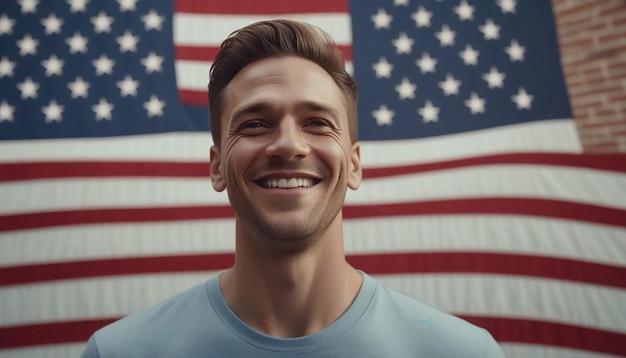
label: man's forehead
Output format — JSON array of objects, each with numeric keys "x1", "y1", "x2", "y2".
[{"x1": 223, "y1": 57, "x2": 347, "y2": 115}]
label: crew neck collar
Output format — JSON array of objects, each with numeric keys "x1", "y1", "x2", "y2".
[{"x1": 206, "y1": 271, "x2": 377, "y2": 353}]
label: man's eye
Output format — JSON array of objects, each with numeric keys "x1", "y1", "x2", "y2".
[
  {"x1": 242, "y1": 121, "x2": 266, "y2": 129},
  {"x1": 307, "y1": 118, "x2": 329, "y2": 127}
]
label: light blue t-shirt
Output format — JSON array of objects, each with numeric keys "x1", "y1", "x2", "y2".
[{"x1": 82, "y1": 272, "x2": 505, "y2": 357}]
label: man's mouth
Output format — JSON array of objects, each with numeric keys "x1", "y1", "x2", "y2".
[{"x1": 257, "y1": 178, "x2": 320, "y2": 189}]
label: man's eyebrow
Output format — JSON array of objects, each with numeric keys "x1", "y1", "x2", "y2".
[
  {"x1": 230, "y1": 100, "x2": 340, "y2": 122},
  {"x1": 295, "y1": 101, "x2": 340, "y2": 118},
  {"x1": 231, "y1": 102, "x2": 273, "y2": 123}
]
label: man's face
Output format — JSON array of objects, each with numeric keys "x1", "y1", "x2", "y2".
[{"x1": 210, "y1": 56, "x2": 361, "y2": 249}]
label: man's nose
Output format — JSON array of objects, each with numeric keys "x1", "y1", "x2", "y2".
[{"x1": 264, "y1": 119, "x2": 310, "y2": 160}]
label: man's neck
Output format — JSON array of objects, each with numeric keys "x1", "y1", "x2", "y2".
[{"x1": 219, "y1": 219, "x2": 362, "y2": 338}]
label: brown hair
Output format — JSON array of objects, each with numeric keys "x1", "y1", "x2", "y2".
[{"x1": 208, "y1": 19, "x2": 358, "y2": 147}]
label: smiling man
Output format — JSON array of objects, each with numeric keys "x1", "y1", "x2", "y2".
[{"x1": 81, "y1": 20, "x2": 505, "y2": 357}]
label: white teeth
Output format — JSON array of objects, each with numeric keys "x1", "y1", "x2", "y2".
[{"x1": 262, "y1": 178, "x2": 314, "y2": 189}]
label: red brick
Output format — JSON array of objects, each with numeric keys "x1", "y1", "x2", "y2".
[
  {"x1": 571, "y1": 85, "x2": 622, "y2": 97},
  {"x1": 556, "y1": 1, "x2": 599, "y2": 19},
  {"x1": 599, "y1": 1, "x2": 626, "y2": 16},
  {"x1": 561, "y1": 37, "x2": 595, "y2": 50}
]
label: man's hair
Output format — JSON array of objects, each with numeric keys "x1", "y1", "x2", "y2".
[{"x1": 208, "y1": 19, "x2": 358, "y2": 147}]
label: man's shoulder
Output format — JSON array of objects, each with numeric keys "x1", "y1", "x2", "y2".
[
  {"x1": 84, "y1": 279, "x2": 217, "y2": 357},
  {"x1": 362, "y1": 277, "x2": 505, "y2": 357}
]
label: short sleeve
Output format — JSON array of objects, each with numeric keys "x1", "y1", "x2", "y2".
[
  {"x1": 80, "y1": 335, "x2": 101, "y2": 358},
  {"x1": 482, "y1": 331, "x2": 506, "y2": 358}
]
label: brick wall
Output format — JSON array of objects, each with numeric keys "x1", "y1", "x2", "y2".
[{"x1": 552, "y1": 0, "x2": 626, "y2": 152}]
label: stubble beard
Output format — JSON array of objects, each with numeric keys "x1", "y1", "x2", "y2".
[{"x1": 232, "y1": 189, "x2": 346, "y2": 255}]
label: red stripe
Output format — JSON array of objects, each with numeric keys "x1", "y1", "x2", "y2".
[
  {"x1": 179, "y1": 89, "x2": 208, "y2": 105},
  {"x1": 0, "y1": 318, "x2": 117, "y2": 349},
  {"x1": 175, "y1": 0, "x2": 348, "y2": 15},
  {"x1": 2, "y1": 252, "x2": 625, "y2": 289},
  {"x1": 2, "y1": 153, "x2": 624, "y2": 182},
  {"x1": 174, "y1": 45, "x2": 353, "y2": 62},
  {"x1": 343, "y1": 198, "x2": 626, "y2": 228},
  {"x1": 0, "y1": 206, "x2": 234, "y2": 232},
  {"x1": 0, "y1": 161, "x2": 210, "y2": 182},
  {"x1": 1, "y1": 316, "x2": 625, "y2": 357},
  {"x1": 1, "y1": 198, "x2": 624, "y2": 233},
  {"x1": 363, "y1": 152, "x2": 626, "y2": 178},
  {"x1": 460, "y1": 316, "x2": 626, "y2": 357}
]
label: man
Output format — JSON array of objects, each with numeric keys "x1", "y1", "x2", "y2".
[{"x1": 81, "y1": 20, "x2": 505, "y2": 357}]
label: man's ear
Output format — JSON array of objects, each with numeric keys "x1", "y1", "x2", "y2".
[
  {"x1": 347, "y1": 142, "x2": 362, "y2": 190},
  {"x1": 210, "y1": 146, "x2": 226, "y2": 192}
]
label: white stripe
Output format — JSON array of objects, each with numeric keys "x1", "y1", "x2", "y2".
[
  {"x1": 2, "y1": 216, "x2": 625, "y2": 268},
  {"x1": 173, "y1": 13, "x2": 352, "y2": 46},
  {"x1": 375, "y1": 274, "x2": 626, "y2": 334},
  {"x1": 2, "y1": 164, "x2": 624, "y2": 214},
  {"x1": 0, "y1": 120, "x2": 582, "y2": 163},
  {"x1": 349, "y1": 164, "x2": 626, "y2": 209},
  {"x1": 1, "y1": 274, "x2": 624, "y2": 335},
  {"x1": 500, "y1": 344, "x2": 621, "y2": 358},
  {"x1": 0, "y1": 273, "x2": 218, "y2": 327},
  {"x1": 175, "y1": 60, "x2": 354, "y2": 90},
  {"x1": 360, "y1": 119, "x2": 582, "y2": 165},
  {"x1": 0, "y1": 344, "x2": 85, "y2": 358},
  {"x1": 175, "y1": 60, "x2": 211, "y2": 91}
]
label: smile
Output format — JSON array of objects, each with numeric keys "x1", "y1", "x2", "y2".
[{"x1": 257, "y1": 178, "x2": 319, "y2": 189}]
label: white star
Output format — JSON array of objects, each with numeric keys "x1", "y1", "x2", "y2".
[
  {"x1": 0, "y1": 56, "x2": 16, "y2": 77},
  {"x1": 92, "y1": 54, "x2": 115, "y2": 75},
  {"x1": 18, "y1": 0, "x2": 39, "y2": 14},
  {"x1": 454, "y1": 0, "x2": 475, "y2": 21},
  {"x1": 117, "y1": 75, "x2": 139, "y2": 97},
  {"x1": 0, "y1": 14, "x2": 16, "y2": 35},
  {"x1": 394, "y1": 0, "x2": 409, "y2": 5},
  {"x1": 439, "y1": 74, "x2": 461, "y2": 96},
  {"x1": 41, "y1": 54, "x2": 64, "y2": 76},
  {"x1": 411, "y1": 6, "x2": 432, "y2": 28},
  {"x1": 17, "y1": 33, "x2": 39, "y2": 56},
  {"x1": 141, "y1": 52, "x2": 164, "y2": 73},
  {"x1": 144, "y1": 95, "x2": 165, "y2": 117},
  {"x1": 395, "y1": 77, "x2": 417, "y2": 100},
  {"x1": 141, "y1": 9, "x2": 165, "y2": 31},
  {"x1": 17, "y1": 77, "x2": 39, "y2": 99},
  {"x1": 41, "y1": 13, "x2": 64, "y2": 35},
  {"x1": 498, "y1": 0, "x2": 517, "y2": 14},
  {"x1": 505, "y1": 39, "x2": 525, "y2": 61},
  {"x1": 117, "y1": 0, "x2": 138, "y2": 12},
  {"x1": 66, "y1": 32, "x2": 88, "y2": 54},
  {"x1": 435, "y1": 24, "x2": 456, "y2": 47},
  {"x1": 68, "y1": 76, "x2": 90, "y2": 98},
  {"x1": 372, "y1": 57, "x2": 393, "y2": 78},
  {"x1": 67, "y1": 0, "x2": 89, "y2": 13},
  {"x1": 116, "y1": 31, "x2": 139, "y2": 53},
  {"x1": 479, "y1": 18, "x2": 500, "y2": 40},
  {"x1": 483, "y1": 67, "x2": 505, "y2": 89},
  {"x1": 416, "y1": 52, "x2": 437, "y2": 73},
  {"x1": 92, "y1": 98, "x2": 114, "y2": 121},
  {"x1": 372, "y1": 104, "x2": 394, "y2": 126},
  {"x1": 371, "y1": 8, "x2": 392, "y2": 29},
  {"x1": 512, "y1": 88, "x2": 534, "y2": 109},
  {"x1": 465, "y1": 92, "x2": 486, "y2": 114},
  {"x1": 418, "y1": 100, "x2": 439, "y2": 123},
  {"x1": 392, "y1": 32, "x2": 414, "y2": 54},
  {"x1": 0, "y1": 100, "x2": 15, "y2": 122},
  {"x1": 42, "y1": 99, "x2": 64, "y2": 123},
  {"x1": 459, "y1": 44, "x2": 479, "y2": 65},
  {"x1": 91, "y1": 11, "x2": 113, "y2": 33}
]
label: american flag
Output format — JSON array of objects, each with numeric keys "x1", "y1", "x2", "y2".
[{"x1": 1, "y1": 0, "x2": 625, "y2": 357}]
